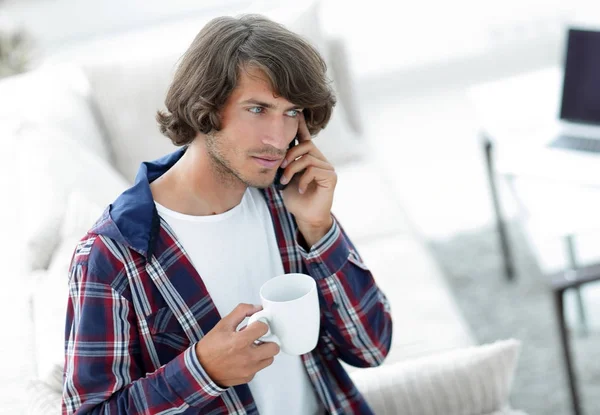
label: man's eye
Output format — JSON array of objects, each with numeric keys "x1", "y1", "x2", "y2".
[
  {"x1": 249, "y1": 107, "x2": 263, "y2": 114},
  {"x1": 286, "y1": 109, "x2": 299, "y2": 117}
]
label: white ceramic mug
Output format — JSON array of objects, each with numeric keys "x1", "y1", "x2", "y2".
[{"x1": 247, "y1": 273, "x2": 320, "y2": 355}]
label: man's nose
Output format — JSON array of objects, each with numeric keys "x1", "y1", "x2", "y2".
[{"x1": 262, "y1": 117, "x2": 291, "y2": 150}]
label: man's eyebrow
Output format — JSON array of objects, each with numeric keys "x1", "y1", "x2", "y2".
[{"x1": 239, "y1": 99, "x2": 302, "y2": 111}]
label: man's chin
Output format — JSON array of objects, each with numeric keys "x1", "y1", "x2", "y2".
[
  {"x1": 250, "y1": 180, "x2": 276, "y2": 190},
  {"x1": 240, "y1": 174, "x2": 277, "y2": 190}
]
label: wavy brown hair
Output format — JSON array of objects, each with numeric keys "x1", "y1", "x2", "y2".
[{"x1": 156, "y1": 14, "x2": 337, "y2": 146}]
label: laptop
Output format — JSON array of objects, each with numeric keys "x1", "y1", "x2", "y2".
[{"x1": 549, "y1": 27, "x2": 600, "y2": 153}]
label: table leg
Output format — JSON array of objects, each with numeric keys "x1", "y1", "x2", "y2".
[
  {"x1": 482, "y1": 134, "x2": 516, "y2": 281},
  {"x1": 553, "y1": 287, "x2": 583, "y2": 415},
  {"x1": 564, "y1": 235, "x2": 588, "y2": 336}
]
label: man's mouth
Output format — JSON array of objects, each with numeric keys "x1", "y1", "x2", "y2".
[{"x1": 252, "y1": 156, "x2": 283, "y2": 168}]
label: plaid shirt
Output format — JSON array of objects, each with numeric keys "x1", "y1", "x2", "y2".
[{"x1": 62, "y1": 148, "x2": 393, "y2": 414}]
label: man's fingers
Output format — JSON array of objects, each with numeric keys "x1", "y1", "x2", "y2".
[
  {"x1": 297, "y1": 167, "x2": 337, "y2": 194},
  {"x1": 253, "y1": 341, "x2": 280, "y2": 360},
  {"x1": 221, "y1": 303, "x2": 262, "y2": 331},
  {"x1": 280, "y1": 155, "x2": 332, "y2": 186},
  {"x1": 283, "y1": 140, "x2": 329, "y2": 165},
  {"x1": 254, "y1": 356, "x2": 276, "y2": 373},
  {"x1": 296, "y1": 111, "x2": 311, "y2": 143},
  {"x1": 239, "y1": 319, "x2": 270, "y2": 344}
]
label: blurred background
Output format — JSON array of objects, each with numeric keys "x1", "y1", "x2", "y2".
[{"x1": 2, "y1": 0, "x2": 600, "y2": 414}]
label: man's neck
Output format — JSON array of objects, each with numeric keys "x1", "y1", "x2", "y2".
[{"x1": 150, "y1": 141, "x2": 246, "y2": 216}]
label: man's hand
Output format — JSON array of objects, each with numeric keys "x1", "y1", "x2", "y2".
[
  {"x1": 279, "y1": 112, "x2": 336, "y2": 247},
  {"x1": 195, "y1": 303, "x2": 280, "y2": 388}
]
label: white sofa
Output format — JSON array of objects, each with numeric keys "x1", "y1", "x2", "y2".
[{"x1": 0, "y1": 1, "x2": 525, "y2": 414}]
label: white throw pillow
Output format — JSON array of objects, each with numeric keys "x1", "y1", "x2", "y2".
[
  {"x1": 350, "y1": 339, "x2": 523, "y2": 415},
  {"x1": 16, "y1": 125, "x2": 129, "y2": 271}
]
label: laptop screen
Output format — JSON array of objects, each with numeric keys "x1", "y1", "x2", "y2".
[{"x1": 560, "y1": 28, "x2": 600, "y2": 125}]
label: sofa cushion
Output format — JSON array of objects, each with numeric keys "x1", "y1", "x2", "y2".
[
  {"x1": 16, "y1": 125, "x2": 129, "y2": 271},
  {"x1": 33, "y1": 190, "x2": 107, "y2": 379},
  {"x1": 48, "y1": 191, "x2": 105, "y2": 275},
  {"x1": 346, "y1": 233, "x2": 474, "y2": 368},
  {"x1": 81, "y1": 55, "x2": 180, "y2": 182},
  {"x1": 350, "y1": 339, "x2": 523, "y2": 415},
  {"x1": 0, "y1": 122, "x2": 24, "y2": 273},
  {"x1": 0, "y1": 63, "x2": 112, "y2": 161},
  {"x1": 32, "y1": 266, "x2": 69, "y2": 381},
  {"x1": 332, "y1": 160, "x2": 412, "y2": 243},
  {"x1": 1, "y1": 272, "x2": 38, "y2": 413},
  {"x1": 25, "y1": 363, "x2": 62, "y2": 415}
]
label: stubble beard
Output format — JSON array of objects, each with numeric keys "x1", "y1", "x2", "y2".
[{"x1": 205, "y1": 131, "x2": 273, "y2": 189}]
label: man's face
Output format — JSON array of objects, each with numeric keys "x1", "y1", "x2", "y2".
[{"x1": 204, "y1": 66, "x2": 302, "y2": 189}]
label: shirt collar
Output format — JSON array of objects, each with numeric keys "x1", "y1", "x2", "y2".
[{"x1": 95, "y1": 147, "x2": 186, "y2": 258}]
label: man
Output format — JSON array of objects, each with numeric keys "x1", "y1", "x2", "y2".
[{"x1": 62, "y1": 14, "x2": 392, "y2": 415}]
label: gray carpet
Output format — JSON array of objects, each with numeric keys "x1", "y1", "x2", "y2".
[{"x1": 429, "y1": 222, "x2": 600, "y2": 415}]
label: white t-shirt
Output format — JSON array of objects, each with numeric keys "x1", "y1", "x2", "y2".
[{"x1": 155, "y1": 187, "x2": 322, "y2": 415}]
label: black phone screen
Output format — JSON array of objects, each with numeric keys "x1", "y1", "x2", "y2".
[{"x1": 274, "y1": 137, "x2": 298, "y2": 191}]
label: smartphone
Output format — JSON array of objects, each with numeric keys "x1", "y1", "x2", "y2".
[{"x1": 274, "y1": 136, "x2": 298, "y2": 191}]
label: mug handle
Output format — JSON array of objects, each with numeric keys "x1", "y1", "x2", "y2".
[{"x1": 247, "y1": 309, "x2": 281, "y2": 346}]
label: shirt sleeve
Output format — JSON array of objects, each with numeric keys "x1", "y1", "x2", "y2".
[
  {"x1": 296, "y1": 216, "x2": 393, "y2": 368},
  {"x1": 62, "y1": 239, "x2": 227, "y2": 414}
]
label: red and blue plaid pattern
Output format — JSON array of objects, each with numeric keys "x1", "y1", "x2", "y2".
[{"x1": 62, "y1": 149, "x2": 392, "y2": 414}]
